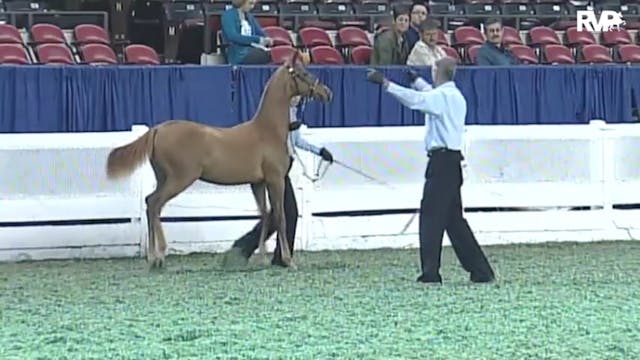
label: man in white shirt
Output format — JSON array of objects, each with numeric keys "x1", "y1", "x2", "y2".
[
  {"x1": 407, "y1": 18, "x2": 447, "y2": 66},
  {"x1": 366, "y1": 57, "x2": 495, "y2": 284}
]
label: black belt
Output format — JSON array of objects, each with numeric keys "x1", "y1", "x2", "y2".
[{"x1": 427, "y1": 147, "x2": 461, "y2": 158}]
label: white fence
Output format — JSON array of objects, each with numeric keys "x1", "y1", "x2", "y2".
[{"x1": 1, "y1": 121, "x2": 639, "y2": 262}]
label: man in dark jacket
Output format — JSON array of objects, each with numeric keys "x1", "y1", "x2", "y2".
[
  {"x1": 370, "y1": 6, "x2": 411, "y2": 65},
  {"x1": 476, "y1": 18, "x2": 518, "y2": 65}
]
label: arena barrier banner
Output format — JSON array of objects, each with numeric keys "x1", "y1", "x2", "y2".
[
  {"x1": 1, "y1": 121, "x2": 639, "y2": 262},
  {"x1": 1, "y1": 65, "x2": 639, "y2": 133}
]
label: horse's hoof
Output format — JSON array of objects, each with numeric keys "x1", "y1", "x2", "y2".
[{"x1": 221, "y1": 247, "x2": 249, "y2": 270}]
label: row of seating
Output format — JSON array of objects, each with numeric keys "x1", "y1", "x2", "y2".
[{"x1": 0, "y1": 23, "x2": 160, "y2": 65}]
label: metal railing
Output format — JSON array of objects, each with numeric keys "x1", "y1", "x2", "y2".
[{"x1": 1, "y1": 11, "x2": 109, "y2": 31}]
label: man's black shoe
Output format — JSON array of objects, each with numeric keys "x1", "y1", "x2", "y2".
[{"x1": 416, "y1": 274, "x2": 442, "y2": 285}]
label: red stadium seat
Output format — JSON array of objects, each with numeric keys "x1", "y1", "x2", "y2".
[
  {"x1": 580, "y1": 44, "x2": 612, "y2": 64},
  {"x1": 544, "y1": 44, "x2": 575, "y2": 64},
  {"x1": 565, "y1": 26, "x2": 596, "y2": 46},
  {"x1": 30, "y1": 23, "x2": 66, "y2": 44},
  {"x1": 35, "y1": 43, "x2": 75, "y2": 64},
  {"x1": 0, "y1": 43, "x2": 30, "y2": 64},
  {"x1": 310, "y1": 45, "x2": 344, "y2": 64},
  {"x1": 0, "y1": 24, "x2": 23, "y2": 44},
  {"x1": 124, "y1": 44, "x2": 160, "y2": 65},
  {"x1": 299, "y1": 27, "x2": 333, "y2": 48},
  {"x1": 453, "y1": 26, "x2": 484, "y2": 47},
  {"x1": 73, "y1": 24, "x2": 110, "y2": 45},
  {"x1": 263, "y1": 26, "x2": 293, "y2": 47},
  {"x1": 337, "y1": 26, "x2": 371, "y2": 47},
  {"x1": 270, "y1": 45, "x2": 297, "y2": 65},
  {"x1": 467, "y1": 44, "x2": 481, "y2": 64},
  {"x1": 350, "y1": 45, "x2": 371, "y2": 64},
  {"x1": 502, "y1": 26, "x2": 523, "y2": 46},
  {"x1": 618, "y1": 44, "x2": 640, "y2": 63},
  {"x1": 80, "y1": 43, "x2": 118, "y2": 64},
  {"x1": 601, "y1": 29, "x2": 632, "y2": 46},
  {"x1": 442, "y1": 45, "x2": 461, "y2": 63},
  {"x1": 509, "y1": 44, "x2": 538, "y2": 64},
  {"x1": 436, "y1": 30, "x2": 449, "y2": 46},
  {"x1": 528, "y1": 26, "x2": 561, "y2": 46}
]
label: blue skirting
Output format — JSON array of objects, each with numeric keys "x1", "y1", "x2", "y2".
[{"x1": 0, "y1": 64, "x2": 638, "y2": 133}]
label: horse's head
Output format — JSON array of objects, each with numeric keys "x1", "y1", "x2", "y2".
[{"x1": 281, "y1": 50, "x2": 333, "y2": 103}]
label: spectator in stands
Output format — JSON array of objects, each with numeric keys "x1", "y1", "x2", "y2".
[
  {"x1": 222, "y1": 95, "x2": 334, "y2": 268},
  {"x1": 407, "y1": 1, "x2": 429, "y2": 50},
  {"x1": 221, "y1": 0, "x2": 274, "y2": 65},
  {"x1": 476, "y1": 18, "x2": 517, "y2": 66},
  {"x1": 406, "y1": 18, "x2": 446, "y2": 66},
  {"x1": 370, "y1": 6, "x2": 411, "y2": 65}
]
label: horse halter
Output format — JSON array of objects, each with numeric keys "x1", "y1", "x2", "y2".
[{"x1": 287, "y1": 65, "x2": 320, "y2": 100}]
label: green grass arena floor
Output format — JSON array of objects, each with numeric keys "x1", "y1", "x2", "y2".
[{"x1": 1, "y1": 240, "x2": 640, "y2": 359}]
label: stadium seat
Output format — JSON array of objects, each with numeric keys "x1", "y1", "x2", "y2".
[
  {"x1": 509, "y1": 44, "x2": 538, "y2": 64},
  {"x1": 580, "y1": 44, "x2": 613, "y2": 64},
  {"x1": 565, "y1": 27, "x2": 596, "y2": 47},
  {"x1": 0, "y1": 43, "x2": 30, "y2": 64},
  {"x1": 352, "y1": 1, "x2": 389, "y2": 32},
  {"x1": 80, "y1": 43, "x2": 118, "y2": 64},
  {"x1": 73, "y1": 24, "x2": 110, "y2": 45},
  {"x1": 299, "y1": 27, "x2": 333, "y2": 48},
  {"x1": 350, "y1": 45, "x2": 371, "y2": 65},
  {"x1": 453, "y1": 26, "x2": 484, "y2": 47},
  {"x1": 601, "y1": 29, "x2": 632, "y2": 46},
  {"x1": 262, "y1": 26, "x2": 294, "y2": 47},
  {"x1": 442, "y1": 45, "x2": 461, "y2": 64},
  {"x1": 544, "y1": 44, "x2": 575, "y2": 64},
  {"x1": 30, "y1": 23, "x2": 66, "y2": 44},
  {"x1": 270, "y1": 45, "x2": 297, "y2": 64},
  {"x1": 35, "y1": 43, "x2": 75, "y2": 65},
  {"x1": 436, "y1": 30, "x2": 449, "y2": 46},
  {"x1": 337, "y1": 26, "x2": 371, "y2": 47},
  {"x1": 0, "y1": 24, "x2": 23, "y2": 44},
  {"x1": 618, "y1": 44, "x2": 640, "y2": 63},
  {"x1": 124, "y1": 44, "x2": 160, "y2": 65},
  {"x1": 310, "y1": 45, "x2": 344, "y2": 64},
  {"x1": 528, "y1": 26, "x2": 561, "y2": 46},
  {"x1": 467, "y1": 44, "x2": 481, "y2": 64},
  {"x1": 501, "y1": 2, "x2": 538, "y2": 30},
  {"x1": 502, "y1": 26, "x2": 523, "y2": 46}
]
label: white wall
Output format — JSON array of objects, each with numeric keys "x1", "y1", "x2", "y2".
[{"x1": 1, "y1": 121, "x2": 639, "y2": 262}]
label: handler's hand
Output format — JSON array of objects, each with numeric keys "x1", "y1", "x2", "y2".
[
  {"x1": 366, "y1": 69, "x2": 386, "y2": 85},
  {"x1": 289, "y1": 121, "x2": 302, "y2": 131}
]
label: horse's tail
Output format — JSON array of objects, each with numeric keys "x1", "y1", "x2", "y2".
[{"x1": 106, "y1": 128, "x2": 157, "y2": 179}]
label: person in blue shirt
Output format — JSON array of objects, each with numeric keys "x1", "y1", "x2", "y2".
[
  {"x1": 406, "y1": 1, "x2": 429, "y2": 50},
  {"x1": 221, "y1": 0, "x2": 273, "y2": 65},
  {"x1": 365, "y1": 57, "x2": 495, "y2": 285},
  {"x1": 476, "y1": 18, "x2": 518, "y2": 66},
  {"x1": 222, "y1": 96, "x2": 334, "y2": 268}
]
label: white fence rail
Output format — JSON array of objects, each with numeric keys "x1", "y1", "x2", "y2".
[{"x1": 1, "y1": 121, "x2": 639, "y2": 262}]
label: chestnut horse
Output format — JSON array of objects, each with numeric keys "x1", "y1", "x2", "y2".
[{"x1": 105, "y1": 53, "x2": 332, "y2": 269}]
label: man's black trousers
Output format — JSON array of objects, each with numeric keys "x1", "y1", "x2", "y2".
[
  {"x1": 419, "y1": 150, "x2": 495, "y2": 282},
  {"x1": 231, "y1": 158, "x2": 297, "y2": 263}
]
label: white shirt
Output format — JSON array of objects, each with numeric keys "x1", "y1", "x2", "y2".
[
  {"x1": 240, "y1": 19, "x2": 251, "y2": 36},
  {"x1": 407, "y1": 41, "x2": 447, "y2": 66},
  {"x1": 385, "y1": 79, "x2": 467, "y2": 152}
]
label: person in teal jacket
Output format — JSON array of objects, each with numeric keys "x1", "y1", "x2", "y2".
[{"x1": 221, "y1": 0, "x2": 274, "y2": 65}]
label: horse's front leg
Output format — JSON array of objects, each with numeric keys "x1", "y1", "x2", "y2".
[
  {"x1": 266, "y1": 176, "x2": 294, "y2": 269},
  {"x1": 251, "y1": 182, "x2": 270, "y2": 265}
]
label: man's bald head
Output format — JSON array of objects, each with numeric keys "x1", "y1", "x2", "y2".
[{"x1": 433, "y1": 56, "x2": 457, "y2": 85}]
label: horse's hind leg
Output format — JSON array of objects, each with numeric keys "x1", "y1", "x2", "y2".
[
  {"x1": 251, "y1": 182, "x2": 269, "y2": 265},
  {"x1": 145, "y1": 159, "x2": 166, "y2": 265},
  {"x1": 266, "y1": 176, "x2": 294, "y2": 269},
  {"x1": 147, "y1": 174, "x2": 198, "y2": 268}
]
